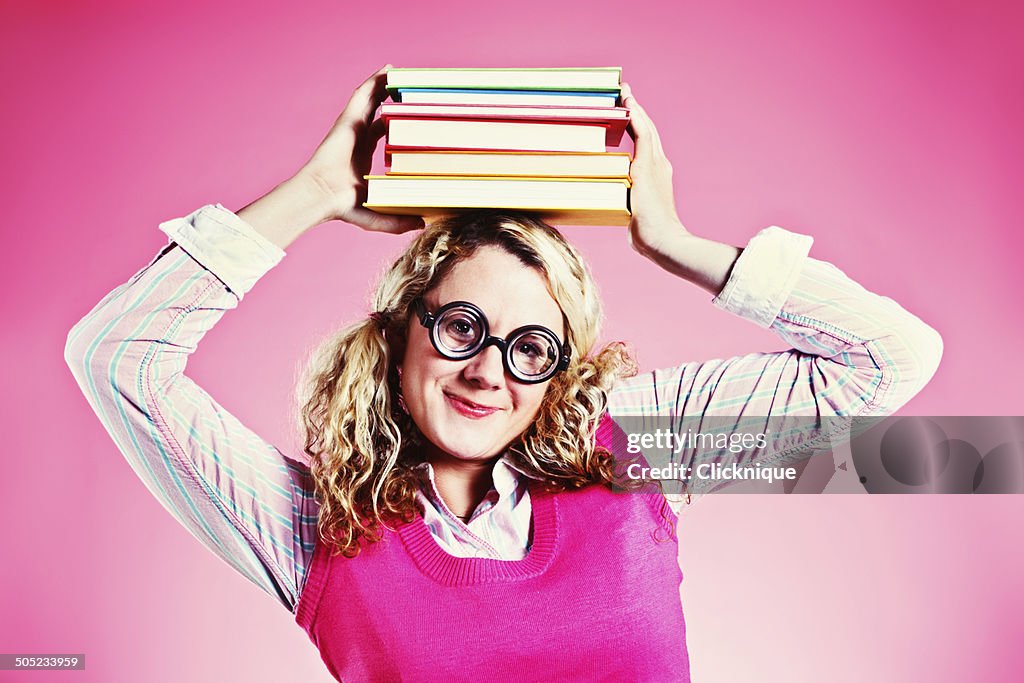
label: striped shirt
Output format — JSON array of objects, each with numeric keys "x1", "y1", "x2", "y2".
[{"x1": 63, "y1": 204, "x2": 943, "y2": 614}]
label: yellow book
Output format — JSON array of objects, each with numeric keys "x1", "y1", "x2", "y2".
[{"x1": 364, "y1": 175, "x2": 631, "y2": 227}]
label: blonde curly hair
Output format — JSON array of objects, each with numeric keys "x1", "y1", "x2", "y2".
[{"x1": 299, "y1": 211, "x2": 639, "y2": 557}]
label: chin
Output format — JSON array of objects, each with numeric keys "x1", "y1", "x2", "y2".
[
  {"x1": 426, "y1": 422, "x2": 505, "y2": 461},
  {"x1": 434, "y1": 436, "x2": 504, "y2": 461}
]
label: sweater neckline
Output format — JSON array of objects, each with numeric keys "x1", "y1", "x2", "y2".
[{"x1": 395, "y1": 479, "x2": 558, "y2": 586}]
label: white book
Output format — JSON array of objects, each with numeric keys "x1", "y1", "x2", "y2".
[
  {"x1": 386, "y1": 118, "x2": 608, "y2": 153},
  {"x1": 398, "y1": 90, "x2": 619, "y2": 108}
]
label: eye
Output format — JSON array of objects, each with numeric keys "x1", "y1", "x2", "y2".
[
  {"x1": 511, "y1": 331, "x2": 557, "y2": 376},
  {"x1": 517, "y1": 341, "x2": 543, "y2": 358},
  {"x1": 446, "y1": 317, "x2": 474, "y2": 338}
]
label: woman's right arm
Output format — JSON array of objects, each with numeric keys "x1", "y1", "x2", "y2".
[
  {"x1": 63, "y1": 65, "x2": 421, "y2": 612},
  {"x1": 63, "y1": 206, "x2": 317, "y2": 612}
]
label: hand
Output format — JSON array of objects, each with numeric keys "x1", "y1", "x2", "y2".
[
  {"x1": 620, "y1": 83, "x2": 689, "y2": 256},
  {"x1": 299, "y1": 65, "x2": 424, "y2": 234},
  {"x1": 619, "y1": 84, "x2": 741, "y2": 294}
]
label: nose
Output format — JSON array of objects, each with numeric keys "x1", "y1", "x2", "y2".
[{"x1": 461, "y1": 344, "x2": 505, "y2": 389}]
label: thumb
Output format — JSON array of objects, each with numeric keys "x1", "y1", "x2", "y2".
[{"x1": 346, "y1": 206, "x2": 425, "y2": 234}]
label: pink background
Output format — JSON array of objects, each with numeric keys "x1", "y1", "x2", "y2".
[{"x1": 3, "y1": 0, "x2": 1023, "y2": 681}]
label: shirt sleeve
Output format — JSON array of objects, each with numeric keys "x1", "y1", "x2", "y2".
[
  {"x1": 606, "y1": 225, "x2": 944, "y2": 497},
  {"x1": 63, "y1": 204, "x2": 319, "y2": 613}
]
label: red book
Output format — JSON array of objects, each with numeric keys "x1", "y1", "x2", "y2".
[
  {"x1": 380, "y1": 102, "x2": 628, "y2": 123},
  {"x1": 381, "y1": 103, "x2": 628, "y2": 149}
]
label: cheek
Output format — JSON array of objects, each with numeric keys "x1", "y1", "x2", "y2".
[
  {"x1": 513, "y1": 385, "x2": 550, "y2": 421},
  {"x1": 400, "y1": 338, "x2": 453, "y2": 414}
]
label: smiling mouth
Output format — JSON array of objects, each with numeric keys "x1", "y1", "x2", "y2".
[{"x1": 444, "y1": 392, "x2": 500, "y2": 419}]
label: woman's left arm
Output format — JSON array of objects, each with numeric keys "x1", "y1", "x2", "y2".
[
  {"x1": 618, "y1": 84, "x2": 743, "y2": 297},
  {"x1": 606, "y1": 85, "x2": 943, "y2": 488}
]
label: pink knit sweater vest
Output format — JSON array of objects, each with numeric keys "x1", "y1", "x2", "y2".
[{"x1": 294, "y1": 479, "x2": 690, "y2": 681}]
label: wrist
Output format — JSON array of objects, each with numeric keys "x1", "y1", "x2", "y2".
[
  {"x1": 293, "y1": 165, "x2": 346, "y2": 221},
  {"x1": 631, "y1": 217, "x2": 690, "y2": 260},
  {"x1": 635, "y1": 227, "x2": 741, "y2": 296},
  {"x1": 237, "y1": 172, "x2": 334, "y2": 250}
]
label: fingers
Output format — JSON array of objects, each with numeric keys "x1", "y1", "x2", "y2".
[
  {"x1": 368, "y1": 117, "x2": 387, "y2": 146},
  {"x1": 338, "y1": 64, "x2": 393, "y2": 129},
  {"x1": 621, "y1": 82, "x2": 649, "y2": 136},
  {"x1": 621, "y1": 82, "x2": 666, "y2": 158},
  {"x1": 350, "y1": 118, "x2": 388, "y2": 172},
  {"x1": 357, "y1": 64, "x2": 392, "y2": 98}
]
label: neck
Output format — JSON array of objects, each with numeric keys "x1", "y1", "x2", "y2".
[{"x1": 425, "y1": 451, "x2": 500, "y2": 518}]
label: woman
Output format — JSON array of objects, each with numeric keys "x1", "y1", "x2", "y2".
[{"x1": 64, "y1": 66, "x2": 942, "y2": 681}]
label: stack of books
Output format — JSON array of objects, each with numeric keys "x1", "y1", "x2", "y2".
[{"x1": 364, "y1": 67, "x2": 632, "y2": 226}]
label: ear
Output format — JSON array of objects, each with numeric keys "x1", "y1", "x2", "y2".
[
  {"x1": 384, "y1": 309, "x2": 416, "y2": 376},
  {"x1": 388, "y1": 328, "x2": 407, "y2": 371}
]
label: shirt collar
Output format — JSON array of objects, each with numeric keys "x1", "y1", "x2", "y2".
[{"x1": 412, "y1": 452, "x2": 541, "y2": 499}]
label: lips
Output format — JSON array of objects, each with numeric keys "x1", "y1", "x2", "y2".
[{"x1": 444, "y1": 391, "x2": 501, "y2": 419}]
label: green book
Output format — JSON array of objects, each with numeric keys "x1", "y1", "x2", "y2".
[{"x1": 386, "y1": 67, "x2": 622, "y2": 93}]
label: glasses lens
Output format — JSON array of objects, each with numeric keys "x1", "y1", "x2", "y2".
[
  {"x1": 435, "y1": 306, "x2": 484, "y2": 355},
  {"x1": 510, "y1": 330, "x2": 559, "y2": 378}
]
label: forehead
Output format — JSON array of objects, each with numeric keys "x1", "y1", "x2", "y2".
[{"x1": 428, "y1": 246, "x2": 563, "y2": 333}]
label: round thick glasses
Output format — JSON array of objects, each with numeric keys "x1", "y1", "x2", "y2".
[{"x1": 413, "y1": 299, "x2": 571, "y2": 384}]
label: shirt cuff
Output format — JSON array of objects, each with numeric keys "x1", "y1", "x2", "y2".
[
  {"x1": 712, "y1": 226, "x2": 813, "y2": 328},
  {"x1": 157, "y1": 204, "x2": 286, "y2": 300}
]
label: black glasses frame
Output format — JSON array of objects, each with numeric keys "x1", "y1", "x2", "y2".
[{"x1": 413, "y1": 299, "x2": 571, "y2": 384}]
